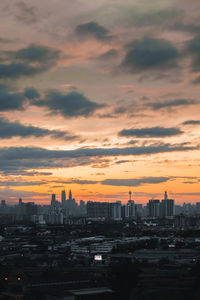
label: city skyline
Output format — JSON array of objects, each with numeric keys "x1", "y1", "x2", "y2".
[
  {"x1": 0, "y1": 0, "x2": 200, "y2": 204},
  {"x1": 2, "y1": 189, "x2": 200, "y2": 224},
  {"x1": 0, "y1": 189, "x2": 196, "y2": 207}
]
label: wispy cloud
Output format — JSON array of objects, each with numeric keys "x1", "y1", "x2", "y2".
[{"x1": 119, "y1": 127, "x2": 183, "y2": 138}]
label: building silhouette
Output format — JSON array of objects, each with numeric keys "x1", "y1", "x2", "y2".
[
  {"x1": 148, "y1": 199, "x2": 160, "y2": 218},
  {"x1": 160, "y1": 191, "x2": 175, "y2": 218}
]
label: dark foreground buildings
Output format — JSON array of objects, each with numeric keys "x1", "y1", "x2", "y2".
[{"x1": 1, "y1": 191, "x2": 200, "y2": 299}]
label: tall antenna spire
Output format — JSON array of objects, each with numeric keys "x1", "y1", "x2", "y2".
[
  {"x1": 69, "y1": 189, "x2": 72, "y2": 201},
  {"x1": 129, "y1": 190, "x2": 132, "y2": 201}
]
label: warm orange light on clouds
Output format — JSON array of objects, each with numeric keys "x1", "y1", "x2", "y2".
[{"x1": 0, "y1": 0, "x2": 199, "y2": 205}]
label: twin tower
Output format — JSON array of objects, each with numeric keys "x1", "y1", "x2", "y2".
[
  {"x1": 51, "y1": 189, "x2": 73, "y2": 208},
  {"x1": 61, "y1": 189, "x2": 73, "y2": 207}
]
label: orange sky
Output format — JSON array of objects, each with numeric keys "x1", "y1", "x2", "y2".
[{"x1": 0, "y1": 0, "x2": 199, "y2": 205}]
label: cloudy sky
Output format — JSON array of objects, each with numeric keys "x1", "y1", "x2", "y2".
[{"x1": 0, "y1": 0, "x2": 200, "y2": 204}]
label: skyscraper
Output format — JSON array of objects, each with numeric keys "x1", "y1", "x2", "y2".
[
  {"x1": 125, "y1": 201, "x2": 136, "y2": 219},
  {"x1": 160, "y1": 191, "x2": 175, "y2": 218},
  {"x1": 110, "y1": 201, "x2": 122, "y2": 220},
  {"x1": 69, "y1": 189, "x2": 72, "y2": 201},
  {"x1": 148, "y1": 199, "x2": 160, "y2": 218},
  {"x1": 51, "y1": 194, "x2": 56, "y2": 207},
  {"x1": 61, "y1": 190, "x2": 66, "y2": 208},
  {"x1": 125, "y1": 190, "x2": 136, "y2": 219},
  {"x1": 87, "y1": 201, "x2": 110, "y2": 219}
]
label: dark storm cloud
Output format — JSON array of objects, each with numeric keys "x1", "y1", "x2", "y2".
[
  {"x1": 0, "y1": 170, "x2": 53, "y2": 176},
  {"x1": 182, "y1": 120, "x2": 200, "y2": 125},
  {"x1": 150, "y1": 99, "x2": 197, "y2": 110},
  {"x1": 56, "y1": 179, "x2": 99, "y2": 185},
  {"x1": 0, "y1": 143, "x2": 195, "y2": 160},
  {"x1": 0, "y1": 44, "x2": 61, "y2": 79},
  {"x1": 187, "y1": 35, "x2": 200, "y2": 72},
  {"x1": 101, "y1": 177, "x2": 170, "y2": 187},
  {"x1": 13, "y1": 44, "x2": 60, "y2": 64},
  {"x1": 0, "y1": 117, "x2": 79, "y2": 141},
  {"x1": 0, "y1": 63, "x2": 42, "y2": 79},
  {"x1": 33, "y1": 91, "x2": 104, "y2": 118},
  {"x1": 0, "y1": 143, "x2": 197, "y2": 174},
  {"x1": 72, "y1": 179, "x2": 99, "y2": 185},
  {"x1": 0, "y1": 85, "x2": 25, "y2": 111},
  {"x1": 121, "y1": 37, "x2": 178, "y2": 72},
  {"x1": 98, "y1": 102, "x2": 138, "y2": 119},
  {"x1": 169, "y1": 23, "x2": 200, "y2": 34},
  {"x1": 0, "y1": 181, "x2": 46, "y2": 187},
  {"x1": 24, "y1": 87, "x2": 40, "y2": 99},
  {"x1": 119, "y1": 127, "x2": 182, "y2": 138},
  {"x1": 22, "y1": 171, "x2": 52, "y2": 176},
  {"x1": 98, "y1": 49, "x2": 118, "y2": 60},
  {"x1": 75, "y1": 21, "x2": 114, "y2": 42}
]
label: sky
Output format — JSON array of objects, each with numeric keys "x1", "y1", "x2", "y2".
[{"x1": 0, "y1": 0, "x2": 200, "y2": 205}]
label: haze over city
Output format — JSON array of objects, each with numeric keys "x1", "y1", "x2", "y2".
[{"x1": 0, "y1": 0, "x2": 200, "y2": 205}]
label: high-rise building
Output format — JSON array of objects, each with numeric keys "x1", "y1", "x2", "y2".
[
  {"x1": 1, "y1": 200, "x2": 6, "y2": 208},
  {"x1": 18, "y1": 198, "x2": 24, "y2": 214},
  {"x1": 0, "y1": 200, "x2": 6, "y2": 212},
  {"x1": 87, "y1": 201, "x2": 110, "y2": 219},
  {"x1": 79, "y1": 200, "x2": 86, "y2": 216},
  {"x1": 110, "y1": 201, "x2": 122, "y2": 220},
  {"x1": 148, "y1": 199, "x2": 160, "y2": 218},
  {"x1": 66, "y1": 189, "x2": 78, "y2": 216},
  {"x1": 51, "y1": 194, "x2": 56, "y2": 206},
  {"x1": 61, "y1": 190, "x2": 66, "y2": 208},
  {"x1": 196, "y1": 202, "x2": 200, "y2": 215},
  {"x1": 24, "y1": 202, "x2": 37, "y2": 216},
  {"x1": 135, "y1": 204, "x2": 144, "y2": 217},
  {"x1": 125, "y1": 191, "x2": 136, "y2": 219},
  {"x1": 69, "y1": 189, "x2": 72, "y2": 201},
  {"x1": 125, "y1": 200, "x2": 136, "y2": 219},
  {"x1": 160, "y1": 191, "x2": 175, "y2": 218}
]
